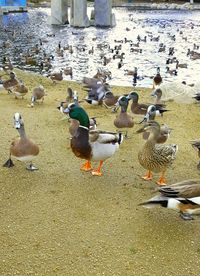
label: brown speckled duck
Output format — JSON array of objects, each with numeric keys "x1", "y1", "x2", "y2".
[
  {"x1": 63, "y1": 104, "x2": 123, "y2": 176},
  {"x1": 137, "y1": 121, "x2": 178, "y2": 186},
  {"x1": 139, "y1": 179, "x2": 200, "y2": 220},
  {"x1": 3, "y1": 113, "x2": 39, "y2": 171},
  {"x1": 114, "y1": 96, "x2": 134, "y2": 138}
]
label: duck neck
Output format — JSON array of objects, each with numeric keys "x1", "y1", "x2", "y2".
[
  {"x1": 17, "y1": 125, "x2": 27, "y2": 139},
  {"x1": 145, "y1": 129, "x2": 160, "y2": 147},
  {"x1": 121, "y1": 105, "x2": 128, "y2": 113}
]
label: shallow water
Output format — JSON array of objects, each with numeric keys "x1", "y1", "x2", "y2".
[{"x1": 0, "y1": 7, "x2": 200, "y2": 87}]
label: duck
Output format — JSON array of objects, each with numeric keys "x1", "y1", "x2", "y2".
[
  {"x1": 63, "y1": 103, "x2": 123, "y2": 176},
  {"x1": 3, "y1": 113, "x2": 39, "y2": 171},
  {"x1": 153, "y1": 67, "x2": 162, "y2": 89},
  {"x1": 142, "y1": 123, "x2": 172, "y2": 144},
  {"x1": 127, "y1": 92, "x2": 166, "y2": 115},
  {"x1": 151, "y1": 88, "x2": 165, "y2": 105},
  {"x1": 166, "y1": 66, "x2": 178, "y2": 76},
  {"x1": 137, "y1": 120, "x2": 178, "y2": 185},
  {"x1": 63, "y1": 67, "x2": 73, "y2": 79},
  {"x1": 13, "y1": 80, "x2": 28, "y2": 99},
  {"x1": 49, "y1": 70, "x2": 63, "y2": 84},
  {"x1": 103, "y1": 91, "x2": 119, "y2": 108},
  {"x1": 139, "y1": 179, "x2": 200, "y2": 220},
  {"x1": 140, "y1": 105, "x2": 169, "y2": 123},
  {"x1": 2, "y1": 72, "x2": 19, "y2": 93},
  {"x1": 31, "y1": 85, "x2": 46, "y2": 107},
  {"x1": 114, "y1": 96, "x2": 134, "y2": 138},
  {"x1": 190, "y1": 140, "x2": 200, "y2": 170}
]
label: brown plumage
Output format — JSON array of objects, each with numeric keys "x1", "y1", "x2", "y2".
[
  {"x1": 3, "y1": 113, "x2": 39, "y2": 171},
  {"x1": 3, "y1": 72, "x2": 19, "y2": 93},
  {"x1": 31, "y1": 85, "x2": 45, "y2": 107},
  {"x1": 49, "y1": 70, "x2": 63, "y2": 84},
  {"x1": 190, "y1": 140, "x2": 200, "y2": 169},
  {"x1": 137, "y1": 121, "x2": 178, "y2": 185},
  {"x1": 153, "y1": 67, "x2": 162, "y2": 88},
  {"x1": 103, "y1": 91, "x2": 119, "y2": 108}
]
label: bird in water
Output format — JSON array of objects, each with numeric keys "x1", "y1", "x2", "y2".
[
  {"x1": 153, "y1": 67, "x2": 162, "y2": 89},
  {"x1": 139, "y1": 179, "x2": 200, "y2": 220},
  {"x1": 63, "y1": 103, "x2": 123, "y2": 176},
  {"x1": 3, "y1": 113, "x2": 39, "y2": 171}
]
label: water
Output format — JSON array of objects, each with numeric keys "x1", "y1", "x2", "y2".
[{"x1": 0, "y1": 7, "x2": 200, "y2": 87}]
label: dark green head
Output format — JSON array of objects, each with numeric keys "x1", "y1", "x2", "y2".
[
  {"x1": 64, "y1": 103, "x2": 90, "y2": 128},
  {"x1": 118, "y1": 96, "x2": 129, "y2": 112}
]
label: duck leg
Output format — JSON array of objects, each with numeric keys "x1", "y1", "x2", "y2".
[
  {"x1": 142, "y1": 170, "x2": 153, "y2": 181},
  {"x1": 81, "y1": 160, "x2": 92, "y2": 171},
  {"x1": 92, "y1": 161, "x2": 103, "y2": 176},
  {"x1": 156, "y1": 172, "x2": 166, "y2": 186},
  {"x1": 26, "y1": 162, "x2": 38, "y2": 171},
  {"x1": 3, "y1": 157, "x2": 14, "y2": 168},
  {"x1": 180, "y1": 212, "x2": 193, "y2": 220}
]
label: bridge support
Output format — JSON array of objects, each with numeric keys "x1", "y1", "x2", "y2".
[
  {"x1": 51, "y1": 0, "x2": 69, "y2": 25},
  {"x1": 70, "y1": 0, "x2": 89, "y2": 27},
  {"x1": 50, "y1": 0, "x2": 115, "y2": 27},
  {"x1": 95, "y1": 0, "x2": 116, "y2": 27}
]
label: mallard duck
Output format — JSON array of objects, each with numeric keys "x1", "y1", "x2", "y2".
[
  {"x1": 190, "y1": 140, "x2": 200, "y2": 170},
  {"x1": 63, "y1": 103, "x2": 123, "y2": 176},
  {"x1": 142, "y1": 123, "x2": 172, "y2": 144},
  {"x1": 3, "y1": 72, "x2": 19, "y2": 93},
  {"x1": 139, "y1": 179, "x2": 200, "y2": 220},
  {"x1": 151, "y1": 88, "x2": 164, "y2": 105},
  {"x1": 103, "y1": 91, "x2": 119, "y2": 108},
  {"x1": 31, "y1": 85, "x2": 45, "y2": 107},
  {"x1": 49, "y1": 70, "x2": 63, "y2": 84},
  {"x1": 137, "y1": 121, "x2": 178, "y2": 185},
  {"x1": 13, "y1": 80, "x2": 28, "y2": 99},
  {"x1": 153, "y1": 67, "x2": 162, "y2": 89},
  {"x1": 3, "y1": 113, "x2": 39, "y2": 171},
  {"x1": 114, "y1": 96, "x2": 134, "y2": 138},
  {"x1": 127, "y1": 92, "x2": 166, "y2": 115}
]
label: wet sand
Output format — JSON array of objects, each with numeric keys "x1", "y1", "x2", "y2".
[{"x1": 0, "y1": 69, "x2": 200, "y2": 275}]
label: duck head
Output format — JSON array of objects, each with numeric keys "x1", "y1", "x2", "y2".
[
  {"x1": 14, "y1": 112, "x2": 23, "y2": 129},
  {"x1": 137, "y1": 120, "x2": 160, "y2": 134},
  {"x1": 127, "y1": 91, "x2": 139, "y2": 102},
  {"x1": 64, "y1": 104, "x2": 90, "y2": 128}
]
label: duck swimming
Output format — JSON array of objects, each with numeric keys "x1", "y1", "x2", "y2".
[{"x1": 64, "y1": 104, "x2": 123, "y2": 176}]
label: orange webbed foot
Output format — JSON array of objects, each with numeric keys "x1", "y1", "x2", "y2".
[
  {"x1": 142, "y1": 171, "x2": 153, "y2": 181},
  {"x1": 156, "y1": 178, "x2": 167, "y2": 186},
  {"x1": 80, "y1": 161, "x2": 92, "y2": 171},
  {"x1": 92, "y1": 170, "x2": 103, "y2": 176}
]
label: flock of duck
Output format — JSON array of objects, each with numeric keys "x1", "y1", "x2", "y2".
[
  {"x1": 1, "y1": 9, "x2": 200, "y2": 221},
  {"x1": 1, "y1": 60, "x2": 200, "y2": 221}
]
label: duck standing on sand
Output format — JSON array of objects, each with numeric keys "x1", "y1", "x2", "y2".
[
  {"x1": 3, "y1": 113, "x2": 39, "y2": 171},
  {"x1": 31, "y1": 85, "x2": 45, "y2": 107},
  {"x1": 137, "y1": 121, "x2": 178, "y2": 186},
  {"x1": 63, "y1": 103, "x2": 123, "y2": 176},
  {"x1": 114, "y1": 96, "x2": 134, "y2": 138},
  {"x1": 139, "y1": 179, "x2": 200, "y2": 220},
  {"x1": 190, "y1": 140, "x2": 200, "y2": 170}
]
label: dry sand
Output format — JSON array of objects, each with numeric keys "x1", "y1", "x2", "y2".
[{"x1": 0, "y1": 69, "x2": 200, "y2": 276}]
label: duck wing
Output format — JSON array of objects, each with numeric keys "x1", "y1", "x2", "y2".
[
  {"x1": 159, "y1": 179, "x2": 200, "y2": 198},
  {"x1": 154, "y1": 143, "x2": 178, "y2": 161},
  {"x1": 89, "y1": 130, "x2": 122, "y2": 144}
]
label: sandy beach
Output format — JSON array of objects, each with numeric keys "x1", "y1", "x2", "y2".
[{"x1": 0, "y1": 69, "x2": 200, "y2": 275}]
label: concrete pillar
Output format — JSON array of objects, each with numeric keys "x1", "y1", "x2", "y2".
[
  {"x1": 51, "y1": 0, "x2": 69, "y2": 25},
  {"x1": 70, "y1": 0, "x2": 89, "y2": 27},
  {"x1": 94, "y1": 0, "x2": 116, "y2": 27}
]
